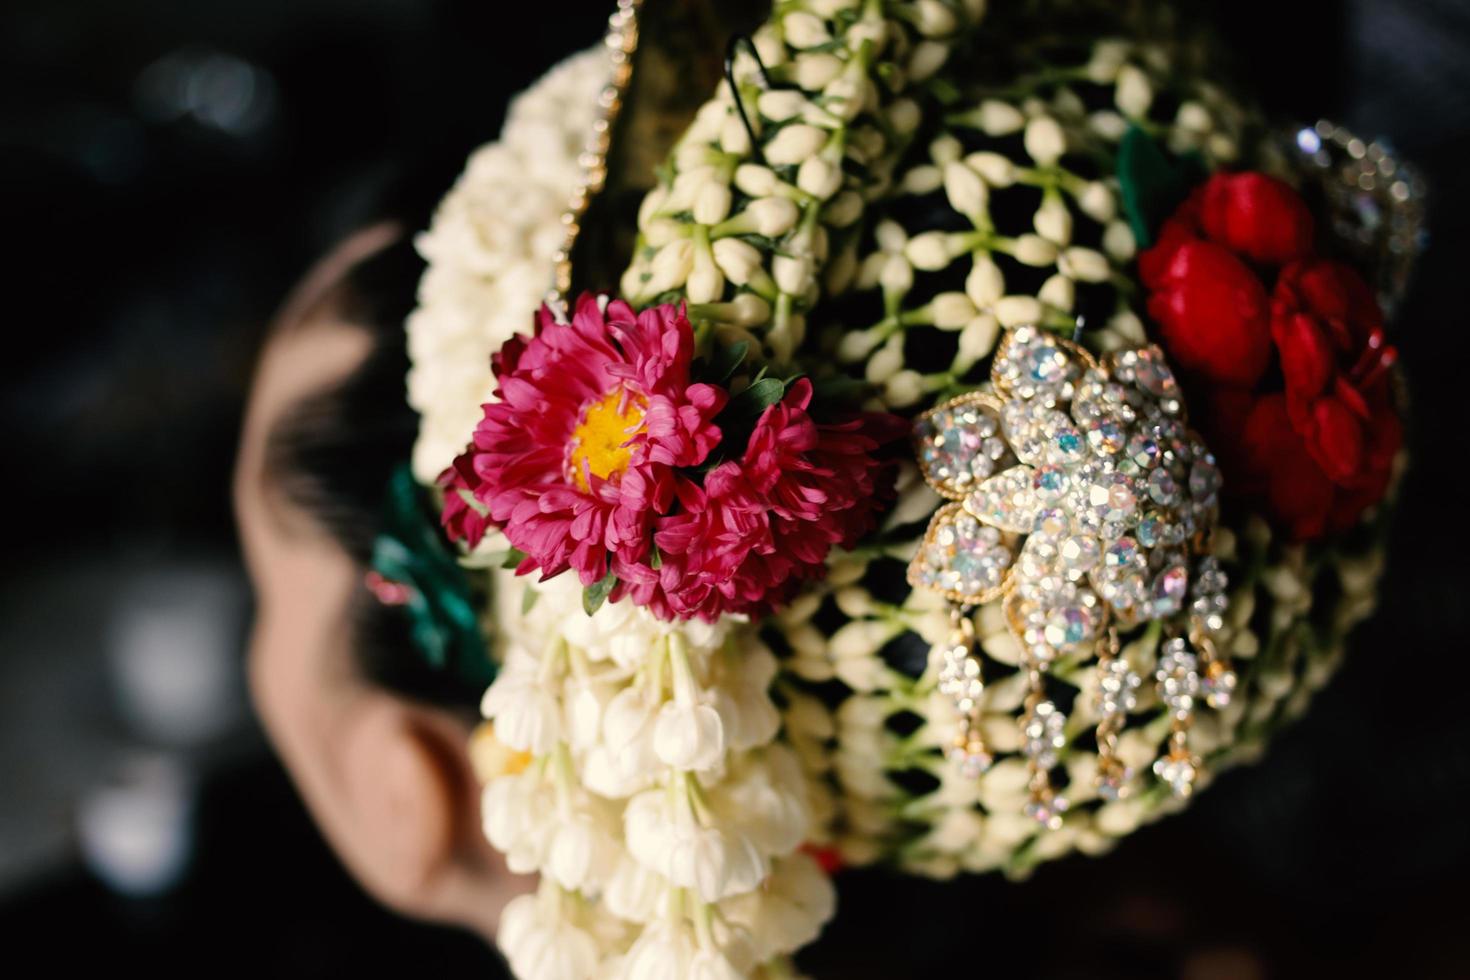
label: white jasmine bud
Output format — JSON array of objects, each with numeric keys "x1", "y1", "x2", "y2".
[
  {"x1": 823, "y1": 75, "x2": 868, "y2": 122},
  {"x1": 765, "y1": 124, "x2": 828, "y2": 166},
  {"x1": 637, "y1": 186, "x2": 669, "y2": 227},
  {"x1": 746, "y1": 196, "x2": 800, "y2": 237},
  {"x1": 1086, "y1": 40, "x2": 1129, "y2": 83},
  {"x1": 1208, "y1": 133, "x2": 1239, "y2": 163},
  {"x1": 720, "y1": 115, "x2": 752, "y2": 155},
  {"x1": 687, "y1": 251, "x2": 725, "y2": 304},
  {"x1": 905, "y1": 231, "x2": 952, "y2": 270},
  {"x1": 693, "y1": 181, "x2": 733, "y2": 225},
  {"x1": 884, "y1": 369, "x2": 926, "y2": 408},
  {"x1": 1107, "y1": 310, "x2": 1147, "y2": 344},
  {"x1": 773, "y1": 253, "x2": 814, "y2": 295},
  {"x1": 1038, "y1": 273, "x2": 1075, "y2": 312},
  {"x1": 797, "y1": 156, "x2": 843, "y2": 199},
  {"x1": 758, "y1": 89, "x2": 808, "y2": 123},
  {"x1": 646, "y1": 238, "x2": 695, "y2": 295},
  {"x1": 943, "y1": 161, "x2": 988, "y2": 219},
  {"x1": 1012, "y1": 233, "x2": 1058, "y2": 267},
  {"x1": 783, "y1": 11, "x2": 830, "y2": 48},
  {"x1": 955, "y1": 313, "x2": 1000, "y2": 370},
  {"x1": 885, "y1": 98, "x2": 921, "y2": 136},
  {"x1": 1078, "y1": 181, "x2": 1116, "y2": 222},
  {"x1": 823, "y1": 190, "x2": 862, "y2": 227},
  {"x1": 899, "y1": 164, "x2": 943, "y2": 195},
  {"x1": 879, "y1": 254, "x2": 913, "y2": 296},
  {"x1": 875, "y1": 219, "x2": 908, "y2": 254},
  {"x1": 711, "y1": 238, "x2": 763, "y2": 285},
  {"x1": 1089, "y1": 110, "x2": 1128, "y2": 141},
  {"x1": 1115, "y1": 64, "x2": 1153, "y2": 118},
  {"x1": 914, "y1": 0, "x2": 958, "y2": 36},
  {"x1": 793, "y1": 52, "x2": 844, "y2": 89},
  {"x1": 976, "y1": 99, "x2": 1025, "y2": 136},
  {"x1": 995, "y1": 295, "x2": 1044, "y2": 327},
  {"x1": 1176, "y1": 100, "x2": 1212, "y2": 133},
  {"x1": 844, "y1": 17, "x2": 887, "y2": 53},
  {"x1": 865, "y1": 334, "x2": 904, "y2": 383},
  {"x1": 810, "y1": 0, "x2": 858, "y2": 16},
  {"x1": 674, "y1": 138, "x2": 716, "y2": 172},
  {"x1": 734, "y1": 163, "x2": 779, "y2": 198},
  {"x1": 751, "y1": 25, "x2": 785, "y2": 67},
  {"x1": 908, "y1": 40, "x2": 949, "y2": 82},
  {"x1": 1061, "y1": 246, "x2": 1111, "y2": 283},
  {"x1": 728, "y1": 291, "x2": 771, "y2": 327},
  {"x1": 931, "y1": 291, "x2": 978, "y2": 330},
  {"x1": 1024, "y1": 116, "x2": 1066, "y2": 166},
  {"x1": 642, "y1": 218, "x2": 683, "y2": 247},
  {"x1": 837, "y1": 326, "x2": 883, "y2": 363},
  {"x1": 1102, "y1": 220, "x2": 1136, "y2": 261},
  {"x1": 965, "y1": 254, "x2": 1005, "y2": 306},
  {"x1": 1033, "y1": 197, "x2": 1072, "y2": 244},
  {"x1": 964, "y1": 151, "x2": 1015, "y2": 187},
  {"x1": 929, "y1": 133, "x2": 963, "y2": 165}
]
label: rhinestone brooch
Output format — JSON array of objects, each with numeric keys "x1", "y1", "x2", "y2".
[{"x1": 909, "y1": 325, "x2": 1238, "y2": 820}]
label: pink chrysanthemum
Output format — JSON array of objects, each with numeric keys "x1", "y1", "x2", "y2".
[
  {"x1": 636, "y1": 379, "x2": 905, "y2": 622},
  {"x1": 442, "y1": 295, "x2": 726, "y2": 586}
]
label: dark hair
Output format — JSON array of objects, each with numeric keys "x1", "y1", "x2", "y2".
[{"x1": 263, "y1": 166, "x2": 484, "y2": 712}]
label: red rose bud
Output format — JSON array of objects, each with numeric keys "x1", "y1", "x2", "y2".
[
  {"x1": 1239, "y1": 394, "x2": 1337, "y2": 541},
  {"x1": 1200, "y1": 172, "x2": 1315, "y2": 266},
  {"x1": 1303, "y1": 394, "x2": 1366, "y2": 483},
  {"x1": 1144, "y1": 240, "x2": 1272, "y2": 386},
  {"x1": 1272, "y1": 311, "x2": 1336, "y2": 399},
  {"x1": 1272, "y1": 258, "x2": 1384, "y2": 356}
]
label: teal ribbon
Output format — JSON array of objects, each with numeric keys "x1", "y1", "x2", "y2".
[{"x1": 370, "y1": 464, "x2": 496, "y2": 693}]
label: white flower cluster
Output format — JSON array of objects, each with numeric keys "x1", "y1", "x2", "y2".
[
  {"x1": 481, "y1": 571, "x2": 835, "y2": 979},
  {"x1": 406, "y1": 48, "x2": 611, "y2": 484},
  {"x1": 618, "y1": 0, "x2": 986, "y2": 363},
  {"x1": 838, "y1": 36, "x2": 1252, "y2": 411}
]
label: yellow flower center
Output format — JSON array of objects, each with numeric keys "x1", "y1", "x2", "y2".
[{"x1": 568, "y1": 387, "x2": 647, "y2": 490}]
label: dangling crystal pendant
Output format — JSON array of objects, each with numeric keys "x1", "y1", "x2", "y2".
[{"x1": 935, "y1": 609, "x2": 992, "y2": 777}]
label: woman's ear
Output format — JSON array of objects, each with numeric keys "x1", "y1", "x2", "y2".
[{"x1": 334, "y1": 692, "x2": 532, "y2": 937}]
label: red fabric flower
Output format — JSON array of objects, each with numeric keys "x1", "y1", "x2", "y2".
[
  {"x1": 1143, "y1": 239, "x2": 1272, "y2": 386},
  {"x1": 1199, "y1": 172, "x2": 1316, "y2": 265},
  {"x1": 1140, "y1": 173, "x2": 1401, "y2": 542},
  {"x1": 443, "y1": 294, "x2": 904, "y2": 620}
]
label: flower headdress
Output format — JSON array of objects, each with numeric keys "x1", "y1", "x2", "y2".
[{"x1": 385, "y1": 1, "x2": 1422, "y2": 976}]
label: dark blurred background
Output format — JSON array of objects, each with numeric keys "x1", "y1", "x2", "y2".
[{"x1": 1, "y1": 0, "x2": 1467, "y2": 976}]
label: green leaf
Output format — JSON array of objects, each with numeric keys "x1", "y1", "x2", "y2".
[
  {"x1": 728, "y1": 376, "x2": 788, "y2": 415},
  {"x1": 1117, "y1": 124, "x2": 1204, "y2": 250},
  {"x1": 707, "y1": 340, "x2": 749, "y2": 384},
  {"x1": 649, "y1": 544, "x2": 663, "y2": 570},
  {"x1": 583, "y1": 571, "x2": 618, "y2": 616},
  {"x1": 500, "y1": 547, "x2": 529, "y2": 570},
  {"x1": 521, "y1": 586, "x2": 539, "y2": 616},
  {"x1": 810, "y1": 372, "x2": 873, "y2": 411}
]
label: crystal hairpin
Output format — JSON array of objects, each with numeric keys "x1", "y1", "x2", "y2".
[{"x1": 909, "y1": 325, "x2": 1237, "y2": 818}]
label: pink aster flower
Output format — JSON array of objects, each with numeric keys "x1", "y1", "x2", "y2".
[
  {"x1": 640, "y1": 380, "x2": 904, "y2": 622},
  {"x1": 441, "y1": 294, "x2": 726, "y2": 586}
]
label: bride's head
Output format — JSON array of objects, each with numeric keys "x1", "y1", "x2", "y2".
[{"x1": 233, "y1": 220, "x2": 530, "y2": 940}]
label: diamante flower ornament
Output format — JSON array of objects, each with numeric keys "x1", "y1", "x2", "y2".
[{"x1": 910, "y1": 324, "x2": 1236, "y2": 810}]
